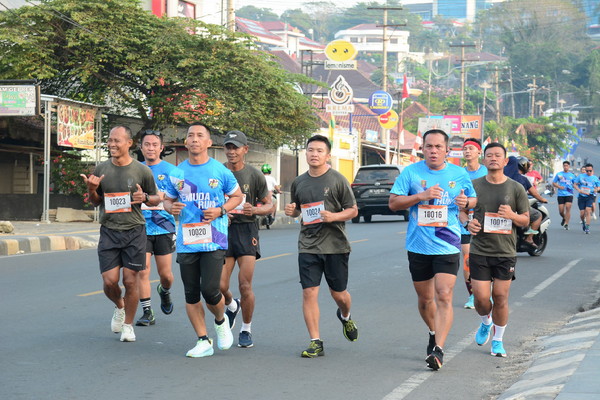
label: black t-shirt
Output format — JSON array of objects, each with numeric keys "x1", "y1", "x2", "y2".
[{"x1": 226, "y1": 164, "x2": 269, "y2": 224}]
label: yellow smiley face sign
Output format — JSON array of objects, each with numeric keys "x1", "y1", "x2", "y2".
[{"x1": 325, "y1": 40, "x2": 358, "y2": 62}]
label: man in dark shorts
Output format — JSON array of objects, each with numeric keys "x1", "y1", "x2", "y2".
[
  {"x1": 574, "y1": 163, "x2": 600, "y2": 234},
  {"x1": 461, "y1": 142, "x2": 529, "y2": 358},
  {"x1": 136, "y1": 130, "x2": 184, "y2": 326},
  {"x1": 553, "y1": 160, "x2": 576, "y2": 230},
  {"x1": 284, "y1": 134, "x2": 359, "y2": 358},
  {"x1": 80, "y1": 125, "x2": 160, "y2": 342},
  {"x1": 389, "y1": 129, "x2": 476, "y2": 370},
  {"x1": 163, "y1": 123, "x2": 244, "y2": 357},
  {"x1": 220, "y1": 130, "x2": 272, "y2": 348}
]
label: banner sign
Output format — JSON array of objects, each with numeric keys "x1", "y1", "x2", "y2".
[
  {"x1": 326, "y1": 75, "x2": 355, "y2": 115},
  {"x1": 57, "y1": 103, "x2": 97, "y2": 149},
  {"x1": 368, "y1": 90, "x2": 393, "y2": 115},
  {"x1": 324, "y1": 40, "x2": 358, "y2": 70},
  {"x1": 0, "y1": 85, "x2": 40, "y2": 116}
]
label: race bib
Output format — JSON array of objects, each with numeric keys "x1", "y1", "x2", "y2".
[
  {"x1": 468, "y1": 209, "x2": 474, "y2": 221},
  {"x1": 483, "y1": 212, "x2": 512, "y2": 234},
  {"x1": 581, "y1": 187, "x2": 591, "y2": 195},
  {"x1": 141, "y1": 193, "x2": 165, "y2": 211},
  {"x1": 301, "y1": 201, "x2": 325, "y2": 225},
  {"x1": 417, "y1": 205, "x2": 448, "y2": 227},
  {"x1": 182, "y1": 223, "x2": 212, "y2": 245},
  {"x1": 104, "y1": 192, "x2": 131, "y2": 213},
  {"x1": 227, "y1": 194, "x2": 247, "y2": 215}
]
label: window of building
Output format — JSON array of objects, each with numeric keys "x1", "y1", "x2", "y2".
[{"x1": 366, "y1": 37, "x2": 382, "y2": 43}]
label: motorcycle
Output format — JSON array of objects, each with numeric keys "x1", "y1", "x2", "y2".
[
  {"x1": 516, "y1": 198, "x2": 550, "y2": 256},
  {"x1": 544, "y1": 183, "x2": 555, "y2": 197}
]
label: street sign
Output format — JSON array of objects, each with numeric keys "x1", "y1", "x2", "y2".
[
  {"x1": 324, "y1": 40, "x2": 358, "y2": 70},
  {"x1": 368, "y1": 90, "x2": 393, "y2": 115},
  {"x1": 378, "y1": 110, "x2": 399, "y2": 129},
  {"x1": 326, "y1": 75, "x2": 355, "y2": 115}
]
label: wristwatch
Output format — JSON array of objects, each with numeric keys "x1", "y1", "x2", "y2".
[
  {"x1": 144, "y1": 193, "x2": 149, "y2": 203},
  {"x1": 220, "y1": 206, "x2": 227, "y2": 216},
  {"x1": 462, "y1": 220, "x2": 470, "y2": 229}
]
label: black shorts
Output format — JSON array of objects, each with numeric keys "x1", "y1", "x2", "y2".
[
  {"x1": 146, "y1": 233, "x2": 175, "y2": 256},
  {"x1": 578, "y1": 196, "x2": 595, "y2": 210},
  {"x1": 177, "y1": 250, "x2": 225, "y2": 305},
  {"x1": 557, "y1": 196, "x2": 573, "y2": 205},
  {"x1": 97, "y1": 225, "x2": 146, "y2": 273},
  {"x1": 298, "y1": 253, "x2": 349, "y2": 292},
  {"x1": 226, "y1": 222, "x2": 261, "y2": 259},
  {"x1": 469, "y1": 253, "x2": 516, "y2": 281},
  {"x1": 407, "y1": 251, "x2": 460, "y2": 282},
  {"x1": 461, "y1": 234, "x2": 471, "y2": 245}
]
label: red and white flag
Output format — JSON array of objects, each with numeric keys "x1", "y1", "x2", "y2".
[{"x1": 402, "y1": 74, "x2": 410, "y2": 100}]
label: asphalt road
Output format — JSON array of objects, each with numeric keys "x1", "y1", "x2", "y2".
[{"x1": 3, "y1": 199, "x2": 600, "y2": 400}]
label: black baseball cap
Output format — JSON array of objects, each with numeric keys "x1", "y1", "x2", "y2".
[{"x1": 223, "y1": 130, "x2": 248, "y2": 147}]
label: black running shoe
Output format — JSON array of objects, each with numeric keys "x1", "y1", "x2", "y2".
[
  {"x1": 301, "y1": 339, "x2": 324, "y2": 358},
  {"x1": 336, "y1": 308, "x2": 358, "y2": 341},
  {"x1": 427, "y1": 333, "x2": 436, "y2": 356},
  {"x1": 157, "y1": 284, "x2": 173, "y2": 315},
  {"x1": 225, "y1": 298, "x2": 241, "y2": 329},
  {"x1": 561, "y1": 218, "x2": 565, "y2": 226},
  {"x1": 135, "y1": 309, "x2": 155, "y2": 326},
  {"x1": 426, "y1": 345, "x2": 444, "y2": 371}
]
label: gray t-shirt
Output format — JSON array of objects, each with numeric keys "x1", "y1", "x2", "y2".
[
  {"x1": 470, "y1": 176, "x2": 529, "y2": 257},
  {"x1": 227, "y1": 164, "x2": 269, "y2": 224},
  {"x1": 94, "y1": 159, "x2": 157, "y2": 231},
  {"x1": 290, "y1": 168, "x2": 356, "y2": 254}
]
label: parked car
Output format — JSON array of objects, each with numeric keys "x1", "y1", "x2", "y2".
[{"x1": 350, "y1": 164, "x2": 408, "y2": 223}]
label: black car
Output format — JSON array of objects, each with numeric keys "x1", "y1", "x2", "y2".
[{"x1": 350, "y1": 164, "x2": 408, "y2": 223}]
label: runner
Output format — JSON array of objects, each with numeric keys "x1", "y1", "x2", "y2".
[
  {"x1": 460, "y1": 142, "x2": 529, "y2": 358},
  {"x1": 389, "y1": 129, "x2": 476, "y2": 370},
  {"x1": 220, "y1": 130, "x2": 272, "y2": 348},
  {"x1": 136, "y1": 130, "x2": 184, "y2": 327},
  {"x1": 573, "y1": 163, "x2": 600, "y2": 234},
  {"x1": 552, "y1": 160, "x2": 576, "y2": 230},
  {"x1": 461, "y1": 138, "x2": 488, "y2": 309},
  {"x1": 284, "y1": 134, "x2": 359, "y2": 358},
  {"x1": 80, "y1": 125, "x2": 159, "y2": 342},
  {"x1": 262, "y1": 163, "x2": 281, "y2": 225},
  {"x1": 163, "y1": 122, "x2": 244, "y2": 357}
]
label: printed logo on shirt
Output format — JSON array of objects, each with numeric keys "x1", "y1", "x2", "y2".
[
  {"x1": 449, "y1": 181, "x2": 456, "y2": 188},
  {"x1": 208, "y1": 179, "x2": 219, "y2": 189},
  {"x1": 421, "y1": 180, "x2": 427, "y2": 188},
  {"x1": 324, "y1": 187, "x2": 330, "y2": 197},
  {"x1": 243, "y1": 183, "x2": 250, "y2": 193},
  {"x1": 158, "y1": 174, "x2": 165, "y2": 181},
  {"x1": 175, "y1": 180, "x2": 184, "y2": 191}
]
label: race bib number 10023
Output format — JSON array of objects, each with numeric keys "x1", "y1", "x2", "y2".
[{"x1": 105, "y1": 192, "x2": 131, "y2": 213}]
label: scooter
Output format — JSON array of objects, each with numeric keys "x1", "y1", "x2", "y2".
[{"x1": 516, "y1": 198, "x2": 551, "y2": 256}]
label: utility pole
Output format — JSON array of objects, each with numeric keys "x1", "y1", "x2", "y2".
[
  {"x1": 227, "y1": 0, "x2": 235, "y2": 32},
  {"x1": 494, "y1": 67, "x2": 501, "y2": 122},
  {"x1": 449, "y1": 42, "x2": 476, "y2": 115},
  {"x1": 528, "y1": 76, "x2": 538, "y2": 118},
  {"x1": 508, "y1": 66, "x2": 516, "y2": 118},
  {"x1": 479, "y1": 81, "x2": 492, "y2": 125}
]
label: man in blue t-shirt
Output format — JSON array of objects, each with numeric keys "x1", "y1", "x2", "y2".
[
  {"x1": 574, "y1": 163, "x2": 600, "y2": 234},
  {"x1": 164, "y1": 123, "x2": 244, "y2": 358},
  {"x1": 553, "y1": 160, "x2": 577, "y2": 230},
  {"x1": 135, "y1": 130, "x2": 184, "y2": 327},
  {"x1": 389, "y1": 129, "x2": 476, "y2": 370}
]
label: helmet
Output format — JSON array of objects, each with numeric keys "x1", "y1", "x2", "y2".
[
  {"x1": 517, "y1": 156, "x2": 529, "y2": 173},
  {"x1": 261, "y1": 163, "x2": 272, "y2": 174}
]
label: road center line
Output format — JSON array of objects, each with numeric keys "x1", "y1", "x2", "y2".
[{"x1": 523, "y1": 258, "x2": 581, "y2": 299}]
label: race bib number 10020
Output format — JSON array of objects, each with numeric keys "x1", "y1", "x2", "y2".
[{"x1": 182, "y1": 223, "x2": 212, "y2": 245}]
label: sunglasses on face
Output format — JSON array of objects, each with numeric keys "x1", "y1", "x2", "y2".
[{"x1": 141, "y1": 130, "x2": 162, "y2": 138}]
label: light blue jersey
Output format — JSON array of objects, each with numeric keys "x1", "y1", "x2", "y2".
[
  {"x1": 164, "y1": 158, "x2": 239, "y2": 253},
  {"x1": 142, "y1": 160, "x2": 184, "y2": 236},
  {"x1": 391, "y1": 161, "x2": 476, "y2": 255},
  {"x1": 576, "y1": 173, "x2": 600, "y2": 198},
  {"x1": 461, "y1": 164, "x2": 488, "y2": 235},
  {"x1": 553, "y1": 171, "x2": 576, "y2": 197}
]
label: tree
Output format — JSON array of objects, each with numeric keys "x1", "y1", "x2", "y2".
[
  {"x1": 0, "y1": 0, "x2": 318, "y2": 147},
  {"x1": 236, "y1": 6, "x2": 280, "y2": 21}
]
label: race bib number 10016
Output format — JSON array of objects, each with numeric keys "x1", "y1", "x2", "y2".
[{"x1": 417, "y1": 205, "x2": 448, "y2": 227}]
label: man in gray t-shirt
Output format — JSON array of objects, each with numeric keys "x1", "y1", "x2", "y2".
[
  {"x1": 460, "y1": 142, "x2": 529, "y2": 358},
  {"x1": 285, "y1": 135, "x2": 358, "y2": 358}
]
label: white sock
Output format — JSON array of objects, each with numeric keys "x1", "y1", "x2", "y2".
[
  {"x1": 227, "y1": 300, "x2": 238, "y2": 312},
  {"x1": 241, "y1": 322, "x2": 251, "y2": 333},
  {"x1": 429, "y1": 330, "x2": 436, "y2": 336},
  {"x1": 481, "y1": 314, "x2": 492, "y2": 325},
  {"x1": 493, "y1": 324, "x2": 506, "y2": 341}
]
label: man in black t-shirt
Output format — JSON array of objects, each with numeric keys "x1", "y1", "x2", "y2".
[
  {"x1": 285, "y1": 135, "x2": 359, "y2": 358},
  {"x1": 220, "y1": 130, "x2": 272, "y2": 348}
]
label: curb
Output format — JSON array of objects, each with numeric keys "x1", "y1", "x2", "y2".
[{"x1": 0, "y1": 234, "x2": 99, "y2": 256}]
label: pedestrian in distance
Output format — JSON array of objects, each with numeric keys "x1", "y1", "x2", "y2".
[
  {"x1": 80, "y1": 125, "x2": 160, "y2": 342},
  {"x1": 460, "y1": 142, "x2": 530, "y2": 358},
  {"x1": 460, "y1": 138, "x2": 488, "y2": 310},
  {"x1": 262, "y1": 163, "x2": 281, "y2": 226},
  {"x1": 284, "y1": 134, "x2": 359, "y2": 358},
  {"x1": 220, "y1": 130, "x2": 273, "y2": 348},
  {"x1": 553, "y1": 160, "x2": 576, "y2": 230},
  {"x1": 136, "y1": 129, "x2": 184, "y2": 327},
  {"x1": 389, "y1": 129, "x2": 476, "y2": 371},
  {"x1": 573, "y1": 163, "x2": 600, "y2": 234},
  {"x1": 163, "y1": 122, "x2": 244, "y2": 357}
]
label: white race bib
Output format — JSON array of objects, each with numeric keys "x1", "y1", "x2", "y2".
[
  {"x1": 182, "y1": 223, "x2": 212, "y2": 245},
  {"x1": 227, "y1": 194, "x2": 247, "y2": 215},
  {"x1": 301, "y1": 201, "x2": 325, "y2": 225},
  {"x1": 483, "y1": 212, "x2": 512, "y2": 234},
  {"x1": 417, "y1": 205, "x2": 448, "y2": 227},
  {"x1": 581, "y1": 186, "x2": 591, "y2": 195},
  {"x1": 104, "y1": 192, "x2": 131, "y2": 213}
]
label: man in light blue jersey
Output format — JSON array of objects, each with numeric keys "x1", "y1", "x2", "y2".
[
  {"x1": 553, "y1": 160, "x2": 576, "y2": 230},
  {"x1": 389, "y1": 129, "x2": 476, "y2": 370},
  {"x1": 460, "y1": 138, "x2": 487, "y2": 310},
  {"x1": 164, "y1": 123, "x2": 244, "y2": 357},
  {"x1": 135, "y1": 130, "x2": 184, "y2": 327},
  {"x1": 574, "y1": 163, "x2": 600, "y2": 234}
]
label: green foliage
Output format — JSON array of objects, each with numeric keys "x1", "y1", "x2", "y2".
[
  {"x1": 237, "y1": 6, "x2": 280, "y2": 21},
  {"x1": 0, "y1": 0, "x2": 319, "y2": 148},
  {"x1": 50, "y1": 151, "x2": 93, "y2": 206}
]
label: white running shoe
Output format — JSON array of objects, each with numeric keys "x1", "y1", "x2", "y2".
[
  {"x1": 111, "y1": 307, "x2": 125, "y2": 333},
  {"x1": 186, "y1": 338, "x2": 214, "y2": 357},
  {"x1": 594, "y1": 213, "x2": 598, "y2": 220},
  {"x1": 120, "y1": 323, "x2": 136, "y2": 342},
  {"x1": 214, "y1": 315, "x2": 233, "y2": 350}
]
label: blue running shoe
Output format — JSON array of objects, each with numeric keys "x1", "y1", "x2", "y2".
[
  {"x1": 475, "y1": 322, "x2": 492, "y2": 346},
  {"x1": 157, "y1": 284, "x2": 173, "y2": 315},
  {"x1": 464, "y1": 294, "x2": 475, "y2": 309},
  {"x1": 491, "y1": 340, "x2": 507, "y2": 357},
  {"x1": 225, "y1": 298, "x2": 241, "y2": 329},
  {"x1": 238, "y1": 331, "x2": 254, "y2": 348}
]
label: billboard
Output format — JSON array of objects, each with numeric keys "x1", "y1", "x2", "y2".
[
  {"x1": 0, "y1": 85, "x2": 40, "y2": 116},
  {"x1": 57, "y1": 103, "x2": 97, "y2": 149},
  {"x1": 418, "y1": 115, "x2": 482, "y2": 139}
]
